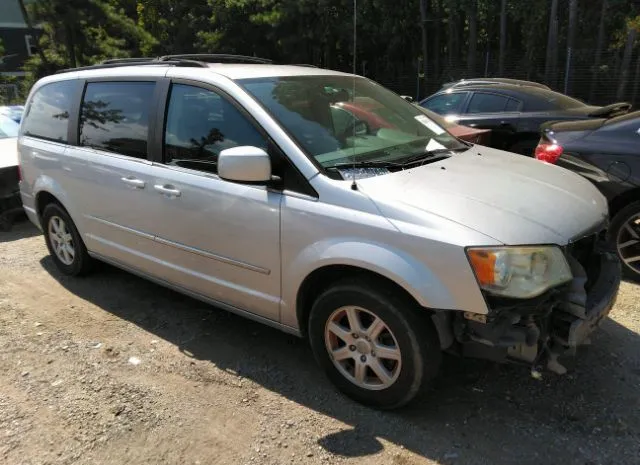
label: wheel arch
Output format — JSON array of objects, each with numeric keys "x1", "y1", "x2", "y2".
[
  {"x1": 32, "y1": 175, "x2": 77, "y2": 223},
  {"x1": 608, "y1": 187, "x2": 640, "y2": 220},
  {"x1": 295, "y1": 264, "x2": 454, "y2": 349}
]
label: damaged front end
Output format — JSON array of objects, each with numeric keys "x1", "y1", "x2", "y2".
[
  {"x1": 0, "y1": 165, "x2": 22, "y2": 231},
  {"x1": 456, "y1": 230, "x2": 621, "y2": 376}
]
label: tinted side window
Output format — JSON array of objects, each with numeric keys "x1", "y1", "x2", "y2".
[
  {"x1": 80, "y1": 81, "x2": 155, "y2": 159},
  {"x1": 505, "y1": 98, "x2": 521, "y2": 111},
  {"x1": 467, "y1": 93, "x2": 510, "y2": 113},
  {"x1": 164, "y1": 84, "x2": 267, "y2": 173},
  {"x1": 422, "y1": 92, "x2": 467, "y2": 115},
  {"x1": 22, "y1": 80, "x2": 75, "y2": 142}
]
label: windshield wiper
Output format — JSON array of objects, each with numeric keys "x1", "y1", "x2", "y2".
[{"x1": 399, "y1": 147, "x2": 469, "y2": 166}]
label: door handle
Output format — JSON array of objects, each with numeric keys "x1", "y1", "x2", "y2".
[
  {"x1": 154, "y1": 184, "x2": 182, "y2": 197},
  {"x1": 121, "y1": 176, "x2": 146, "y2": 189}
]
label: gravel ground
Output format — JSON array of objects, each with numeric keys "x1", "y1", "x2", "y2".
[{"x1": 1, "y1": 219, "x2": 639, "y2": 465}]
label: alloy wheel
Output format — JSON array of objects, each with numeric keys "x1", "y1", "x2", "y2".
[
  {"x1": 324, "y1": 306, "x2": 402, "y2": 390},
  {"x1": 616, "y1": 212, "x2": 640, "y2": 276},
  {"x1": 48, "y1": 215, "x2": 76, "y2": 266}
]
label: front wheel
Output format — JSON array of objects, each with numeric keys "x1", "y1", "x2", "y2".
[
  {"x1": 308, "y1": 277, "x2": 441, "y2": 409},
  {"x1": 610, "y1": 201, "x2": 640, "y2": 281}
]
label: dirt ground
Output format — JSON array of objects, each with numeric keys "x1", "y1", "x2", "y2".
[{"x1": 1, "y1": 219, "x2": 639, "y2": 465}]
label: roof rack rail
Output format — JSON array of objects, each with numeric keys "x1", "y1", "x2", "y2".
[
  {"x1": 159, "y1": 54, "x2": 273, "y2": 64},
  {"x1": 101, "y1": 58, "x2": 157, "y2": 64},
  {"x1": 55, "y1": 59, "x2": 208, "y2": 74},
  {"x1": 291, "y1": 64, "x2": 319, "y2": 68}
]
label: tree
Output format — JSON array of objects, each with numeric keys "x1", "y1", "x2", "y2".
[
  {"x1": 22, "y1": 0, "x2": 157, "y2": 88},
  {"x1": 589, "y1": 0, "x2": 608, "y2": 101},
  {"x1": 616, "y1": 20, "x2": 638, "y2": 101},
  {"x1": 466, "y1": 0, "x2": 478, "y2": 76},
  {"x1": 564, "y1": 0, "x2": 578, "y2": 94},
  {"x1": 419, "y1": 0, "x2": 428, "y2": 95},
  {"x1": 544, "y1": 0, "x2": 559, "y2": 86},
  {"x1": 498, "y1": 0, "x2": 507, "y2": 75}
]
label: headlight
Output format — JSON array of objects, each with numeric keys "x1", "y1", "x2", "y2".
[{"x1": 466, "y1": 246, "x2": 572, "y2": 299}]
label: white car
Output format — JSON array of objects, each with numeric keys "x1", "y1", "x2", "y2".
[{"x1": 0, "y1": 114, "x2": 21, "y2": 230}]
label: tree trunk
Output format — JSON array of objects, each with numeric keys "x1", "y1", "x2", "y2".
[
  {"x1": 419, "y1": 0, "x2": 428, "y2": 96},
  {"x1": 499, "y1": 0, "x2": 507, "y2": 76},
  {"x1": 64, "y1": 23, "x2": 77, "y2": 69},
  {"x1": 616, "y1": 27, "x2": 637, "y2": 101},
  {"x1": 589, "y1": 0, "x2": 608, "y2": 101},
  {"x1": 544, "y1": 0, "x2": 559, "y2": 87},
  {"x1": 447, "y1": 1, "x2": 455, "y2": 68},
  {"x1": 564, "y1": 0, "x2": 578, "y2": 94},
  {"x1": 467, "y1": 0, "x2": 477, "y2": 76}
]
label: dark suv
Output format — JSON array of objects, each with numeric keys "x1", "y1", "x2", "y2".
[{"x1": 420, "y1": 83, "x2": 631, "y2": 155}]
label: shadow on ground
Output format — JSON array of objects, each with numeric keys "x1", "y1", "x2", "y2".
[
  {"x1": 39, "y1": 254, "x2": 640, "y2": 465},
  {"x1": 0, "y1": 215, "x2": 39, "y2": 243}
]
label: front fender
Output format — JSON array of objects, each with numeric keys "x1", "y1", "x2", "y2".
[{"x1": 281, "y1": 238, "x2": 482, "y2": 330}]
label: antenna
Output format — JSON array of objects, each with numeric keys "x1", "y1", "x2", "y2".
[{"x1": 351, "y1": 0, "x2": 358, "y2": 190}]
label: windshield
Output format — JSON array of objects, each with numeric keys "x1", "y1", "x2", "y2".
[
  {"x1": 239, "y1": 75, "x2": 467, "y2": 168},
  {"x1": 0, "y1": 115, "x2": 19, "y2": 139}
]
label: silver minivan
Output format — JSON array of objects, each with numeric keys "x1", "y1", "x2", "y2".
[{"x1": 18, "y1": 56, "x2": 621, "y2": 408}]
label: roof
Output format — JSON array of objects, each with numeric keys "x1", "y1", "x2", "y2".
[
  {"x1": 200, "y1": 63, "x2": 352, "y2": 80},
  {"x1": 53, "y1": 61, "x2": 354, "y2": 81}
]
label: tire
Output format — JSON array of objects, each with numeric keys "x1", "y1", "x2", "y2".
[
  {"x1": 308, "y1": 276, "x2": 441, "y2": 409},
  {"x1": 42, "y1": 203, "x2": 93, "y2": 276},
  {"x1": 609, "y1": 201, "x2": 640, "y2": 282}
]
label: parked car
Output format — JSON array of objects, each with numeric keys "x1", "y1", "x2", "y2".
[
  {"x1": 19, "y1": 55, "x2": 620, "y2": 408},
  {"x1": 0, "y1": 114, "x2": 22, "y2": 230},
  {"x1": 419, "y1": 83, "x2": 631, "y2": 155},
  {"x1": 0, "y1": 105, "x2": 25, "y2": 123},
  {"x1": 535, "y1": 111, "x2": 640, "y2": 281}
]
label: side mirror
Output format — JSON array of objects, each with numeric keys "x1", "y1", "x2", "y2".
[
  {"x1": 218, "y1": 146, "x2": 271, "y2": 183},
  {"x1": 401, "y1": 95, "x2": 414, "y2": 103}
]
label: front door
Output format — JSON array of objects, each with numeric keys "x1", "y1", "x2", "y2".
[{"x1": 146, "y1": 82, "x2": 282, "y2": 321}]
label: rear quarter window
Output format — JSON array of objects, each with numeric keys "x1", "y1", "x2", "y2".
[
  {"x1": 523, "y1": 89, "x2": 585, "y2": 112},
  {"x1": 22, "y1": 80, "x2": 76, "y2": 143}
]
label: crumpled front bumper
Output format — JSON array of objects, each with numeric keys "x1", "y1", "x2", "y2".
[
  {"x1": 552, "y1": 249, "x2": 621, "y2": 349},
  {"x1": 0, "y1": 165, "x2": 22, "y2": 231},
  {"x1": 459, "y1": 236, "x2": 622, "y2": 373}
]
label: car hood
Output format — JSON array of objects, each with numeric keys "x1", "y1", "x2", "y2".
[
  {"x1": 356, "y1": 146, "x2": 608, "y2": 245},
  {"x1": 0, "y1": 137, "x2": 18, "y2": 169}
]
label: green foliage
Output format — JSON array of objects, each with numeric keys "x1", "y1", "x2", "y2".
[
  {"x1": 22, "y1": 0, "x2": 157, "y2": 89},
  {"x1": 14, "y1": 0, "x2": 640, "y2": 101}
]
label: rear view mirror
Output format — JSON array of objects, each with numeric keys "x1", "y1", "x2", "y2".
[
  {"x1": 401, "y1": 95, "x2": 414, "y2": 103},
  {"x1": 218, "y1": 146, "x2": 271, "y2": 183}
]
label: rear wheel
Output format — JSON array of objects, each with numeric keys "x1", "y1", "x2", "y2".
[
  {"x1": 42, "y1": 203, "x2": 93, "y2": 276},
  {"x1": 308, "y1": 277, "x2": 441, "y2": 409},
  {"x1": 610, "y1": 201, "x2": 640, "y2": 281}
]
